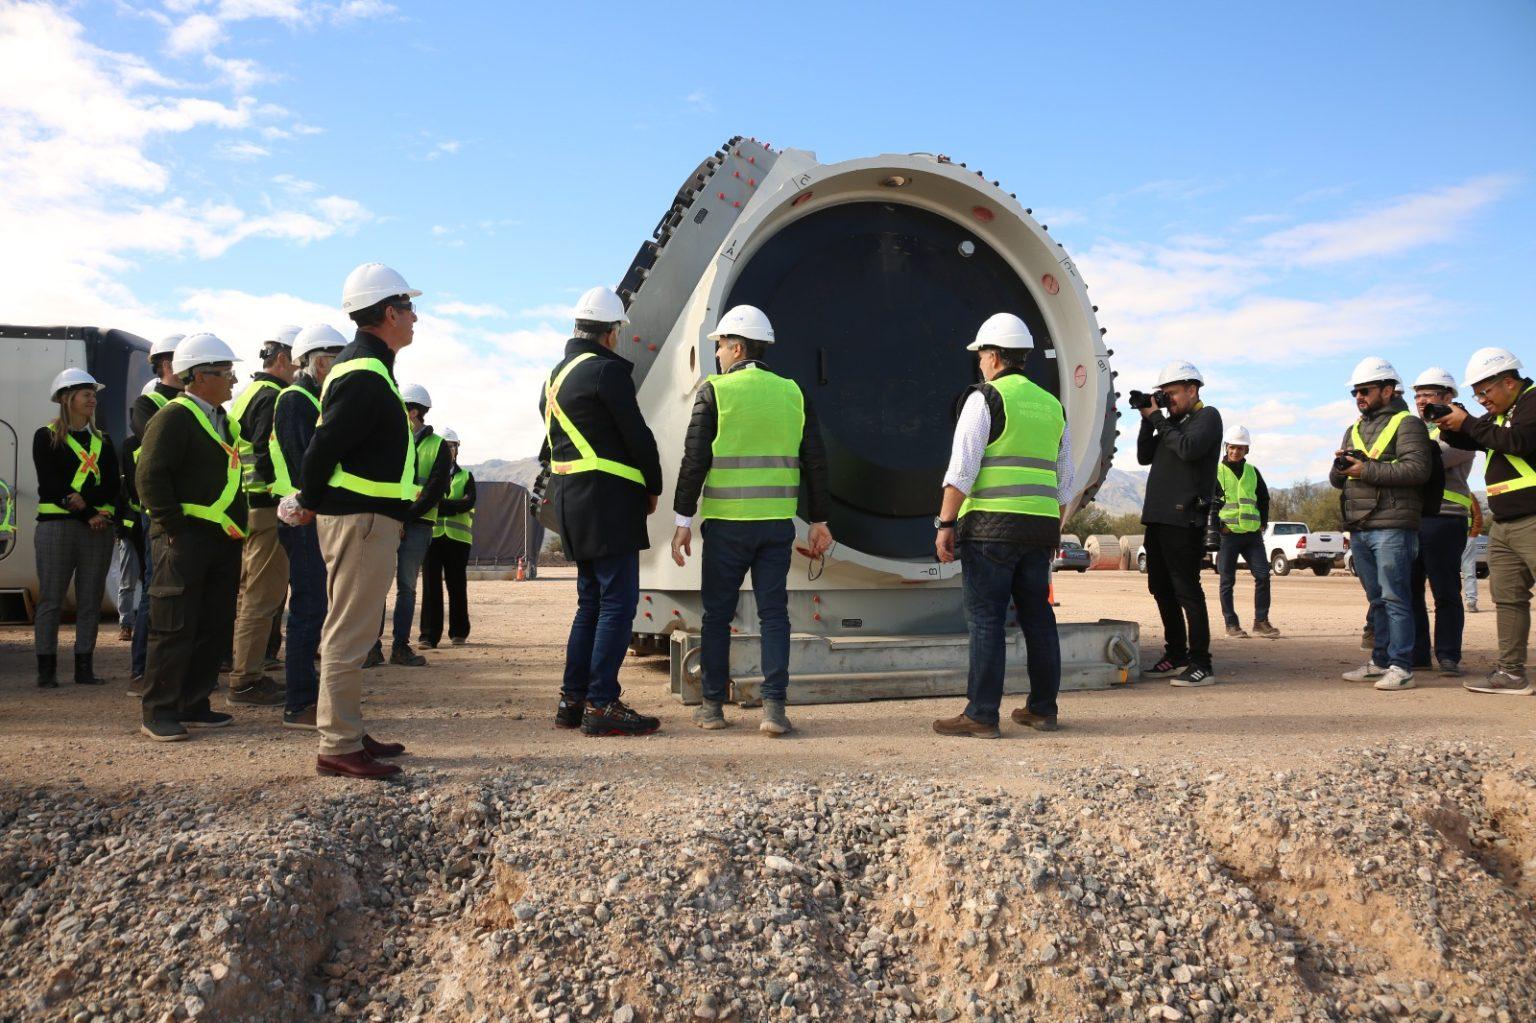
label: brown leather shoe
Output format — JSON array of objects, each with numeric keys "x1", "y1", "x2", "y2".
[
  {"x1": 931, "y1": 713, "x2": 1000, "y2": 739},
  {"x1": 316, "y1": 750, "x2": 401, "y2": 779},
  {"x1": 362, "y1": 734, "x2": 406, "y2": 758},
  {"x1": 1010, "y1": 708, "x2": 1060, "y2": 731},
  {"x1": 118, "y1": 624, "x2": 133, "y2": 642}
]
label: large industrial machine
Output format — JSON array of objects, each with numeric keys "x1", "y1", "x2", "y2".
[{"x1": 564, "y1": 137, "x2": 1138, "y2": 702}]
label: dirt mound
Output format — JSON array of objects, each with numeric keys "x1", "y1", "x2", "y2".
[{"x1": 0, "y1": 745, "x2": 1531, "y2": 1022}]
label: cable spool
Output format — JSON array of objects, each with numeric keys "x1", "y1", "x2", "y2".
[{"x1": 1083, "y1": 534, "x2": 1122, "y2": 570}]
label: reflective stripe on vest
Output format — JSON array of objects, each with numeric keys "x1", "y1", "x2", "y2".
[
  {"x1": 267, "y1": 385, "x2": 321, "y2": 498},
  {"x1": 317, "y1": 359, "x2": 416, "y2": 502},
  {"x1": 1426, "y1": 427, "x2": 1475, "y2": 512},
  {"x1": 959, "y1": 375, "x2": 1064, "y2": 521},
  {"x1": 36, "y1": 425, "x2": 114, "y2": 517},
  {"x1": 414, "y1": 432, "x2": 444, "y2": 523},
  {"x1": 0, "y1": 480, "x2": 14, "y2": 534},
  {"x1": 167, "y1": 397, "x2": 246, "y2": 539},
  {"x1": 228, "y1": 379, "x2": 280, "y2": 495},
  {"x1": 700, "y1": 365, "x2": 804, "y2": 521},
  {"x1": 1350, "y1": 410, "x2": 1411, "y2": 461},
  {"x1": 1486, "y1": 383, "x2": 1536, "y2": 498},
  {"x1": 543, "y1": 353, "x2": 645, "y2": 484},
  {"x1": 1217, "y1": 462, "x2": 1261, "y2": 533},
  {"x1": 434, "y1": 468, "x2": 475, "y2": 544}
]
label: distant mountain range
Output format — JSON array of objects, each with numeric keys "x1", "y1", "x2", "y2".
[
  {"x1": 463, "y1": 456, "x2": 542, "y2": 490},
  {"x1": 1089, "y1": 468, "x2": 1149, "y2": 516}
]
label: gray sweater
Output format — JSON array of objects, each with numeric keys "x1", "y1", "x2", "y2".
[
  {"x1": 1328, "y1": 396, "x2": 1432, "y2": 531},
  {"x1": 1429, "y1": 423, "x2": 1475, "y2": 518}
]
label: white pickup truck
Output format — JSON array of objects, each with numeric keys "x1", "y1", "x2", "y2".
[{"x1": 1261, "y1": 521, "x2": 1348, "y2": 576}]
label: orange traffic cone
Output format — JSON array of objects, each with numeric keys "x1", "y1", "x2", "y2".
[
  {"x1": 1048, "y1": 578, "x2": 1059, "y2": 607},
  {"x1": 515, "y1": 559, "x2": 526, "y2": 581}
]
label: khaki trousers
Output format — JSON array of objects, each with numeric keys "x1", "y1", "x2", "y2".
[
  {"x1": 1487, "y1": 514, "x2": 1536, "y2": 673},
  {"x1": 317, "y1": 513, "x2": 401, "y2": 755},
  {"x1": 230, "y1": 506, "x2": 289, "y2": 685}
]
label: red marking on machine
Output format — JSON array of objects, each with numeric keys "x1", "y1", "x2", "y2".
[
  {"x1": 971, "y1": 206, "x2": 994, "y2": 223},
  {"x1": 1074, "y1": 364, "x2": 1087, "y2": 389},
  {"x1": 1041, "y1": 273, "x2": 1059, "y2": 295},
  {"x1": 792, "y1": 192, "x2": 813, "y2": 206}
]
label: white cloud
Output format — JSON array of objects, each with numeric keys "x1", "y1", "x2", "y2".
[
  {"x1": 271, "y1": 173, "x2": 318, "y2": 193},
  {"x1": 165, "y1": 12, "x2": 224, "y2": 55},
  {"x1": 215, "y1": 138, "x2": 269, "y2": 160},
  {"x1": 684, "y1": 89, "x2": 714, "y2": 113},
  {"x1": 425, "y1": 139, "x2": 460, "y2": 160},
  {"x1": 204, "y1": 53, "x2": 268, "y2": 91}
]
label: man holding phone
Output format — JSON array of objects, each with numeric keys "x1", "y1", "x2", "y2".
[{"x1": 1410, "y1": 368, "x2": 1473, "y2": 678}]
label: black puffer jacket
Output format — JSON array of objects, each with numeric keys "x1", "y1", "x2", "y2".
[
  {"x1": 1328, "y1": 396, "x2": 1432, "y2": 531},
  {"x1": 672, "y1": 360, "x2": 831, "y2": 523}
]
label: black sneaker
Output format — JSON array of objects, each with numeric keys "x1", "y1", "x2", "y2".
[
  {"x1": 362, "y1": 643, "x2": 385, "y2": 669},
  {"x1": 554, "y1": 698, "x2": 584, "y2": 730},
  {"x1": 228, "y1": 677, "x2": 284, "y2": 706},
  {"x1": 141, "y1": 719, "x2": 189, "y2": 742},
  {"x1": 389, "y1": 643, "x2": 427, "y2": 667},
  {"x1": 1144, "y1": 657, "x2": 1188, "y2": 679},
  {"x1": 181, "y1": 709, "x2": 234, "y2": 729},
  {"x1": 580, "y1": 700, "x2": 660, "y2": 737},
  {"x1": 283, "y1": 705, "x2": 318, "y2": 731},
  {"x1": 1170, "y1": 665, "x2": 1217, "y2": 688}
]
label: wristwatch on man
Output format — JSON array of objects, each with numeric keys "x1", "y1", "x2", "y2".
[{"x1": 933, "y1": 517, "x2": 957, "y2": 530}]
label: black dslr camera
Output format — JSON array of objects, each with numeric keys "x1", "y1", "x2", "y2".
[
  {"x1": 1333, "y1": 449, "x2": 1368, "y2": 472},
  {"x1": 1128, "y1": 389, "x2": 1172, "y2": 411},
  {"x1": 1422, "y1": 402, "x2": 1454, "y2": 421},
  {"x1": 1203, "y1": 496, "x2": 1225, "y2": 552}
]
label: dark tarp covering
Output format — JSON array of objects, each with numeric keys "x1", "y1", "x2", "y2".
[{"x1": 468, "y1": 482, "x2": 545, "y2": 566}]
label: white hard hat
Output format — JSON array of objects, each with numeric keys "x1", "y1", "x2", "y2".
[
  {"x1": 708, "y1": 304, "x2": 775, "y2": 344},
  {"x1": 149, "y1": 334, "x2": 185, "y2": 358},
  {"x1": 1348, "y1": 356, "x2": 1401, "y2": 388},
  {"x1": 400, "y1": 382, "x2": 432, "y2": 409},
  {"x1": 966, "y1": 312, "x2": 1033, "y2": 352},
  {"x1": 341, "y1": 262, "x2": 421, "y2": 313},
  {"x1": 292, "y1": 324, "x2": 348, "y2": 362},
  {"x1": 1412, "y1": 367, "x2": 1458, "y2": 396},
  {"x1": 572, "y1": 286, "x2": 627, "y2": 325},
  {"x1": 1155, "y1": 360, "x2": 1205, "y2": 387},
  {"x1": 1223, "y1": 425, "x2": 1252, "y2": 448},
  {"x1": 1462, "y1": 347, "x2": 1524, "y2": 390},
  {"x1": 50, "y1": 368, "x2": 104, "y2": 401},
  {"x1": 172, "y1": 332, "x2": 241, "y2": 375},
  {"x1": 440, "y1": 427, "x2": 460, "y2": 444},
  {"x1": 141, "y1": 378, "x2": 160, "y2": 397},
  {"x1": 269, "y1": 325, "x2": 302, "y2": 349}
]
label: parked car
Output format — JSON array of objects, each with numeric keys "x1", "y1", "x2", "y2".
[{"x1": 1054, "y1": 540, "x2": 1091, "y2": 573}]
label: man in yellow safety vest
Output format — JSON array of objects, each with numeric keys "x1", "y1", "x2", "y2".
[
  {"x1": 291, "y1": 263, "x2": 420, "y2": 778},
  {"x1": 1330, "y1": 356, "x2": 1433, "y2": 692},
  {"x1": 670, "y1": 305, "x2": 833, "y2": 736},
  {"x1": 1409, "y1": 367, "x2": 1474, "y2": 678},
  {"x1": 931, "y1": 313, "x2": 1071, "y2": 738},
  {"x1": 1214, "y1": 425, "x2": 1279, "y2": 640},
  {"x1": 1433, "y1": 347, "x2": 1536, "y2": 695},
  {"x1": 136, "y1": 333, "x2": 249, "y2": 742},
  {"x1": 539, "y1": 286, "x2": 663, "y2": 737}
]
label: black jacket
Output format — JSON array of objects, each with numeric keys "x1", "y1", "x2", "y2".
[
  {"x1": 407, "y1": 425, "x2": 454, "y2": 523},
  {"x1": 673, "y1": 360, "x2": 831, "y2": 523},
  {"x1": 233, "y1": 372, "x2": 285, "y2": 509},
  {"x1": 1138, "y1": 402, "x2": 1223, "y2": 528},
  {"x1": 1442, "y1": 377, "x2": 1536, "y2": 523},
  {"x1": 537, "y1": 339, "x2": 662, "y2": 560},
  {"x1": 1328, "y1": 396, "x2": 1431, "y2": 531},
  {"x1": 1218, "y1": 458, "x2": 1270, "y2": 532},
  {"x1": 438, "y1": 468, "x2": 476, "y2": 517},
  {"x1": 32, "y1": 425, "x2": 120, "y2": 524},
  {"x1": 298, "y1": 331, "x2": 414, "y2": 521},
  {"x1": 136, "y1": 398, "x2": 247, "y2": 541},
  {"x1": 123, "y1": 382, "x2": 181, "y2": 513},
  {"x1": 273, "y1": 374, "x2": 322, "y2": 490}
]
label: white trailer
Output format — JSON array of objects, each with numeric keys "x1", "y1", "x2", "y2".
[{"x1": 0, "y1": 326, "x2": 151, "y2": 622}]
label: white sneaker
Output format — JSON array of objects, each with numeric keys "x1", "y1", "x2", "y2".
[
  {"x1": 1342, "y1": 662, "x2": 1387, "y2": 683},
  {"x1": 1373, "y1": 666, "x2": 1416, "y2": 691}
]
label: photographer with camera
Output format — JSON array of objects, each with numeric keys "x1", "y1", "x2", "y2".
[
  {"x1": 1410, "y1": 368, "x2": 1474, "y2": 678},
  {"x1": 1135, "y1": 361, "x2": 1223, "y2": 687},
  {"x1": 1431, "y1": 347, "x2": 1536, "y2": 696},
  {"x1": 1330, "y1": 357, "x2": 1433, "y2": 692},
  {"x1": 1213, "y1": 426, "x2": 1280, "y2": 640}
]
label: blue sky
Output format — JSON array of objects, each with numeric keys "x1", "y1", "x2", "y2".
[{"x1": 3, "y1": 0, "x2": 1533, "y2": 482}]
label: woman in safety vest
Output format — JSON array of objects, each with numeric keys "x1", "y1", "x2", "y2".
[
  {"x1": 32, "y1": 368, "x2": 119, "y2": 688},
  {"x1": 420, "y1": 428, "x2": 476, "y2": 648}
]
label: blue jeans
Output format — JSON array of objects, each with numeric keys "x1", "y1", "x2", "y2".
[
  {"x1": 701, "y1": 519, "x2": 794, "y2": 703},
  {"x1": 1350, "y1": 528, "x2": 1419, "y2": 670},
  {"x1": 562, "y1": 551, "x2": 640, "y2": 706},
  {"x1": 389, "y1": 521, "x2": 434, "y2": 647},
  {"x1": 278, "y1": 522, "x2": 326, "y2": 712},
  {"x1": 1217, "y1": 531, "x2": 1270, "y2": 626},
  {"x1": 1413, "y1": 514, "x2": 1467, "y2": 667},
  {"x1": 960, "y1": 541, "x2": 1060, "y2": 725}
]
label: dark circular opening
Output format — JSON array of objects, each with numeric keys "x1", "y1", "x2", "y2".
[{"x1": 725, "y1": 200, "x2": 1056, "y2": 559}]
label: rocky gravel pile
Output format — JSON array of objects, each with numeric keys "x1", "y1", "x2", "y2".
[{"x1": 1, "y1": 743, "x2": 1531, "y2": 1023}]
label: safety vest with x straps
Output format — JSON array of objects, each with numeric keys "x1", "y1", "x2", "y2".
[
  {"x1": 166, "y1": 396, "x2": 247, "y2": 540},
  {"x1": 543, "y1": 352, "x2": 645, "y2": 485},
  {"x1": 37, "y1": 425, "x2": 115, "y2": 519},
  {"x1": 1485, "y1": 382, "x2": 1536, "y2": 500}
]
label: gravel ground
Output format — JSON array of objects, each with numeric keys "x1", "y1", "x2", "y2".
[{"x1": 0, "y1": 571, "x2": 1532, "y2": 1021}]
